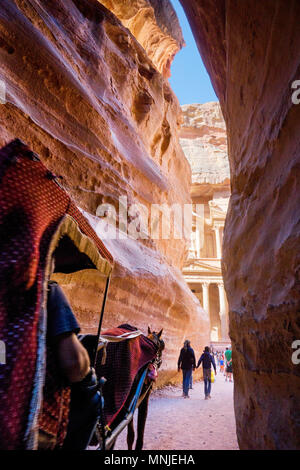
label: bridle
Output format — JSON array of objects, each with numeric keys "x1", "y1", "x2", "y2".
[{"x1": 148, "y1": 332, "x2": 165, "y2": 370}]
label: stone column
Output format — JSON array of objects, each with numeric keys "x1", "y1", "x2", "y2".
[
  {"x1": 214, "y1": 226, "x2": 222, "y2": 259},
  {"x1": 217, "y1": 281, "x2": 227, "y2": 339},
  {"x1": 202, "y1": 282, "x2": 210, "y2": 315},
  {"x1": 195, "y1": 225, "x2": 200, "y2": 258}
]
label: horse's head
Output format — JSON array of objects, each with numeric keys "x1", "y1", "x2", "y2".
[
  {"x1": 147, "y1": 327, "x2": 165, "y2": 369},
  {"x1": 147, "y1": 326, "x2": 164, "y2": 348}
]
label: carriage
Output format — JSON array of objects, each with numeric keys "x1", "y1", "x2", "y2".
[{"x1": 0, "y1": 139, "x2": 163, "y2": 450}]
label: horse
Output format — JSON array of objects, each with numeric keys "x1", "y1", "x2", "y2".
[
  {"x1": 126, "y1": 327, "x2": 164, "y2": 450},
  {"x1": 79, "y1": 325, "x2": 164, "y2": 450}
]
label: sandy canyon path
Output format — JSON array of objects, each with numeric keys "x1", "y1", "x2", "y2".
[{"x1": 114, "y1": 369, "x2": 239, "y2": 450}]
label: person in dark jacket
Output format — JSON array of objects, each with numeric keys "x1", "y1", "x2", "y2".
[
  {"x1": 197, "y1": 346, "x2": 217, "y2": 399},
  {"x1": 177, "y1": 340, "x2": 196, "y2": 398}
]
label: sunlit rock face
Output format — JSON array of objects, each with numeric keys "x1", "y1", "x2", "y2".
[
  {"x1": 0, "y1": 0, "x2": 209, "y2": 383},
  {"x1": 180, "y1": 102, "x2": 230, "y2": 345},
  {"x1": 180, "y1": 0, "x2": 300, "y2": 450},
  {"x1": 99, "y1": 0, "x2": 185, "y2": 77},
  {"x1": 180, "y1": 102, "x2": 230, "y2": 185}
]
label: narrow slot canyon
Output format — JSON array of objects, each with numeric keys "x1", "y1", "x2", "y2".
[{"x1": 0, "y1": 0, "x2": 299, "y2": 452}]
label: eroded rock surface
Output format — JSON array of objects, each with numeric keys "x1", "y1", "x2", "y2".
[
  {"x1": 180, "y1": 102, "x2": 229, "y2": 185},
  {"x1": 180, "y1": 0, "x2": 300, "y2": 450},
  {"x1": 0, "y1": 0, "x2": 209, "y2": 383},
  {"x1": 99, "y1": 0, "x2": 185, "y2": 77}
]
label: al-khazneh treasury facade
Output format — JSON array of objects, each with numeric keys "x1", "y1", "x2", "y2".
[{"x1": 180, "y1": 102, "x2": 231, "y2": 349}]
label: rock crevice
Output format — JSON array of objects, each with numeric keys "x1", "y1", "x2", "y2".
[{"x1": 180, "y1": 0, "x2": 300, "y2": 450}]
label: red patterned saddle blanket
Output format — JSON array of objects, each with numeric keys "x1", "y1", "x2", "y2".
[
  {"x1": 0, "y1": 140, "x2": 113, "y2": 449},
  {"x1": 94, "y1": 324, "x2": 158, "y2": 428}
]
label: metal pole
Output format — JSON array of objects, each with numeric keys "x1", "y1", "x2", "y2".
[
  {"x1": 92, "y1": 274, "x2": 111, "y2": 368},
  {"x1": 90, "y1": 274, "x2": 111, "y2": 451}
]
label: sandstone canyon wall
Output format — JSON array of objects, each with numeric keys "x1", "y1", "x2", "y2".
[
  {"x1": 99, "y1": 0, "x2": 185, "y2": 77},
  {"x1": 180, "y1": 102, "x2": 229, "y2": 186},
  {"x1": 0, "y1": 0, "x2": 209, "y2": 386},
  {"x1": 180, "y1": 0, "x2": 300, "y2": 449}
]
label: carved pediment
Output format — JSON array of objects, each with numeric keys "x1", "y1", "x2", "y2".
[{"x1": 183, "y1": 258, "x2": 222, "y2": 274}]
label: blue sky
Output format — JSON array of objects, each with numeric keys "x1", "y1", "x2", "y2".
[{"x1": 169, "y1": 0, "x2": 218, "y2": 105}]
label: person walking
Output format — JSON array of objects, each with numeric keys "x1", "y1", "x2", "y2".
[
  {"x1": 225, "y1": 347, "x2": 233, "y2": 382},
  {"x1": 177, "y1": 340, "x2": 196, "y2": 398},
  {"x1": 220, "y1": 353, "x2": 225, "y2": 374},
  {"x1": 197, "y1": 346, "x2": 217, "y2": 399}
]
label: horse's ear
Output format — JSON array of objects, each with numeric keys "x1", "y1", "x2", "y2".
[
  {"x1": 148, "y1": 326, "x2": 151, "y2": 335},
  {"x1": 157, "y1": 328, "x2": 163, "y2": 339}
]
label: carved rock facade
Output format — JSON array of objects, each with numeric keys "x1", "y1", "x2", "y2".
[{"x1": 180, "y1": 102, "x2": 231, "y2": 347}]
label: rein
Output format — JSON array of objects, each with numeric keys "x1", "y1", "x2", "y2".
[{"x1": 91, "y1": 275, "x2": 111, "y2": 368}]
